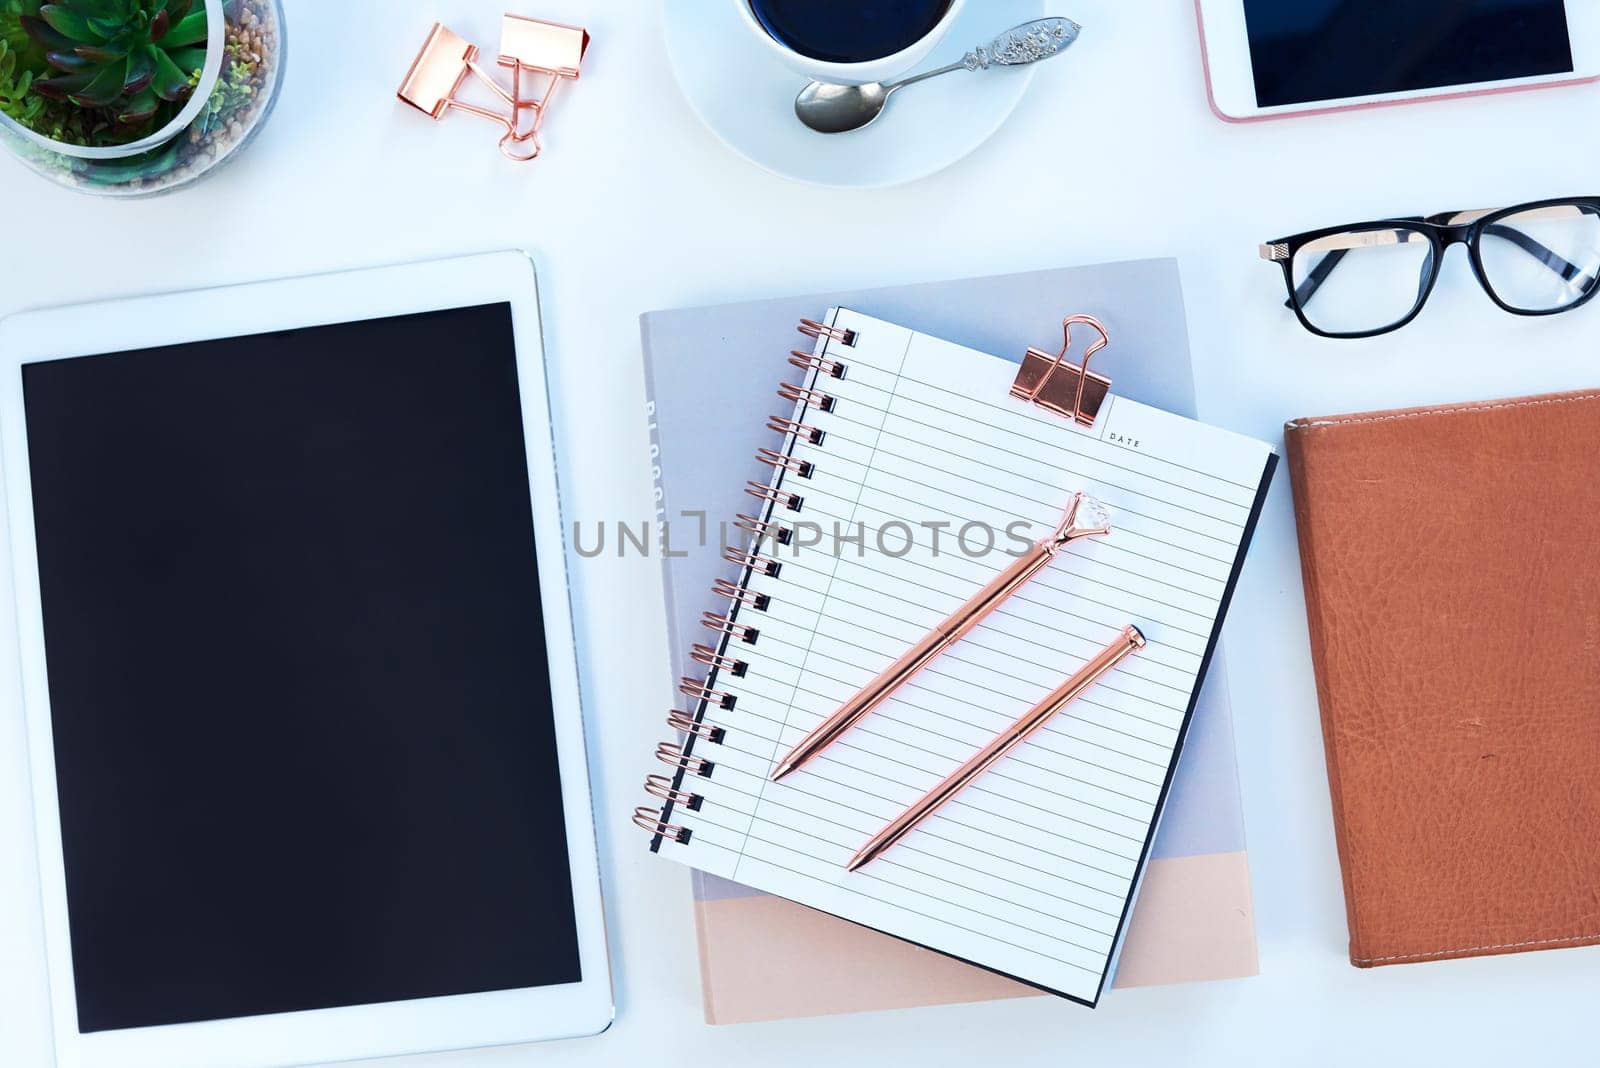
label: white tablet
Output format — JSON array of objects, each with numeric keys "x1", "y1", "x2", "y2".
[{"x1": 0, "y1": 252, "x2": 612, "y2": 1068}]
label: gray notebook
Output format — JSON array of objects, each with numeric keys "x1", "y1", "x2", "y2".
[{"x1": 639, "y1": 261, "x2": 1258, "y2": 1019}]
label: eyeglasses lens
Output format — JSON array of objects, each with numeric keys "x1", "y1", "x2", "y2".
[
  {"x1": 1476, "y1": 203, "x2": 1600, "y2": 313},
  {"x1": 1290, "y1": 228, "x2": 1435, "y2": 336}
]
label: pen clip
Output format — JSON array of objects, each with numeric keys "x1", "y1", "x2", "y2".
[{"x1": 1011, "y1": 314, "x2": 1113, "y2": 428}]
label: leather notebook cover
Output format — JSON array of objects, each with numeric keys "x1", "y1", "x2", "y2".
[{"x1": 1286, "y1": 390, "x2": 1600, "y2": 968}]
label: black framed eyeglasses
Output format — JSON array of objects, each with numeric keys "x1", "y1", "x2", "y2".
[{"x1": 1260, "y1": 197, "x2": 1600, "y2": 339}]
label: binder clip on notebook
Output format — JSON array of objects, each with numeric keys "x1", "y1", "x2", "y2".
[
  {"x1": 398, "y1": 16, "x2": 590, "y2": 161},
  {"x1": 1010, "y1": 314, "x2": 1113, "y2": 428}
]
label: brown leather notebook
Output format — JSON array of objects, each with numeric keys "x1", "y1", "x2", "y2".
[{"x1": 1286, "y1": 390, "x2": 1600, "y2": 968}]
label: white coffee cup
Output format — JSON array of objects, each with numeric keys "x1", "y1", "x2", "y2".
[{"x1": 736, "y1": 0, "x2": 968, "y2": 86}]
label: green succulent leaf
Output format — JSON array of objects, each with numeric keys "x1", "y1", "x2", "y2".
[
  {"x1": 32, "y1": 67, "x2": 94, "y2": 99},
  {"x1": 74, "y1": 40, "x2": 130, "y2": 61},
  {"x1": 80, "y1": 138, "x2": 186, "y2": 184},
  {"x1": 0, "y1": 37, "x2": 48, "y2": 128},
  {"x1": 161, "y1": 8, "x2": 202, "y2": 47},
  {"x1": 20, "y1": 14, "x2": 75, "y2": 52},
  {"x1": 166, "y1": 43, "x2": 201, "y2": 72},
  {"x1": 121, "y1": 40, "x2": 152, "y2": 90},
  {"x1": 167, "y1": 0, "x2": 191, "y2": 22},
  {"x1": 45, "y1": 48, "x2": 94, "y2": 70},
  {"x1": 86, "y1": 15, "x2": 126, "y2": 38},
  {"x1": 75, "y1": 0, "x2": 130, "y2": 16},
  {"x1": 38, "y1": 4, "x2": 106, "y2": 43},
  {"x1": 115, "y1": 84, "x2": 156, "y2": 124},
  {"x1": 67, "y1": 54, "x2": 124, "y2": 104},
  {"x1": 147, "y1": 40, "x2": 188, "y2": 99}
]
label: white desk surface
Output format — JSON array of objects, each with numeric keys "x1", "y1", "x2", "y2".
[{"x1": 3, "y1": 2, "x2": 1597, "y2": 1065}]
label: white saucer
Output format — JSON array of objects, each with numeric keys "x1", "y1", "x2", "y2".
[{"x1": 664, "y1": 0, "x2": 1050, "y2": 188}]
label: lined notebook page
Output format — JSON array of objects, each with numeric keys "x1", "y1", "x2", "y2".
[{"x1": 656, "y1": 308, "x2": 1274, "y2": 1005}]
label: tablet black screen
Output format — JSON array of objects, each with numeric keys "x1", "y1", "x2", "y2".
[
  {"x1": 21, "y1": 302, "x2": 582, "y2": 1033},
  {"x1": 1245, "y1": 0, "x2": 1573, "y2": 107}
]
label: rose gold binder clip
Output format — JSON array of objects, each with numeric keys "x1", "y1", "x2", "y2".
[
  {"x1": 1010, "y1": 314, "x2": 1113, "y2": 427},
  {"x1": 398, "y1": 16, "x2": 590, "y2": 162},
  {"x1": 499, "y1": 14, "x2": 589, "y2": 158}
]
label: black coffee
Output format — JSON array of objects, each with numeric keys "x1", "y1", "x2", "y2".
[{"x1": 749, "y1": 0, "x2": 954, "y2": 64}]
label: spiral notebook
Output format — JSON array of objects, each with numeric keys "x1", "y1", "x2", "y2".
[
  {"x1": 643, "y1": 263, "x2": 1260, "y2": 1023},
  {"x1": 639, "y1": 307, "x2": 1276, "y2": 1006}
]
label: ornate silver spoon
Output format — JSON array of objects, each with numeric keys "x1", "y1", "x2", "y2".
[{"x1": 794, "y1": 17, "x2": 1081, "y2": 135}]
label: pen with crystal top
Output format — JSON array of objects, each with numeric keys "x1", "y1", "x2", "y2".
[
  {"x1": 847, "y1": 624, "x2": 1147, "y2": 872},
  {"x1": 769, "y1": 491, "x2": 1112, "y2": 783}
]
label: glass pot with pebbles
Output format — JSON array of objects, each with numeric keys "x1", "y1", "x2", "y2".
[{"x1": 0, "y1": 0, "x2": 284, "y2": 196}]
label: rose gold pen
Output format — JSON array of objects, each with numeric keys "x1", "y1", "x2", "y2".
[
  {"x1": 769, "y1": 492, "x2": 1112, "y2": 783},
  {"x1": 847, "y1": 624, "x2": 1146, "y2": 872}
]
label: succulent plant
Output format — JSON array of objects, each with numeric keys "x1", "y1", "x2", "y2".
[
  {"x1": 22, "y1": 0, "x2": 206, "y2": 129},
  {"x1": 1, "y1": 37, "x2": 47, "y2": 127}
]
